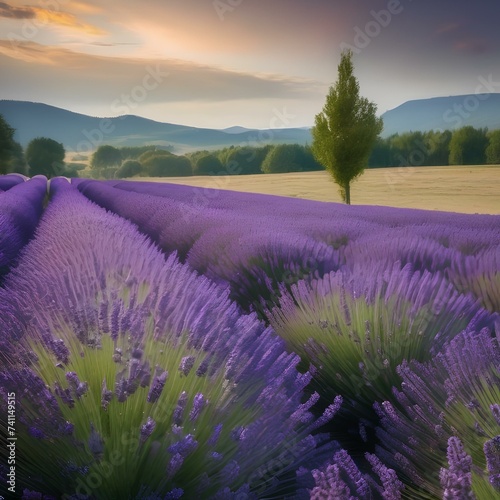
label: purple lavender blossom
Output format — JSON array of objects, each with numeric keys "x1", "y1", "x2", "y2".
[
  {"x1": 375, "y1": 328, "x2": 500, "y2": 497},
  {"x1": 178, "y1": 355, "x2": 196, "y2": 376},
  {"x1": 492, "y1": 405, "x2": 500, "y2": 427},
  {"x1": 88, "y1": 424, "x2": 104, "y2": 457},
  {"x1": 101, "y1": 378, "x2": 113, "y2": 410},
  {"x1": 167, "y1": 434, "x2": 198, "y2": 457},
  {"x1": 166, "y1": 453, "x2": 184, "y2": 479},
  {"x1": 147, "y1": 367, "x2": 168, "y2": 403},
  {"x1": 0, "y1": 176, "x2": 46, "y2": 279},
  {"x1": 310, "y1": 463, "x2": 354, "y2": 499},
  {"x1": 365, "y1": 453, "x2": 404, "y2": 499},
  {"x1": 207, "y1": 423, "x2": 223, "y2": 446},
  {"x1": 173, "y1": 391, "x2": 188, "y2": 426},
  {"x1": 449, "y1": 245, "x2": 500, "y2": 312},
  {"x1": 140, "y1": 417, "x2": 156, "y2": 444},
  {"x1": 189, "y1": 393, "x2": 208, "y2": 422},
  {"x1": 268, "y1": 257, "x2": 495, "y2": 425},
  {"x1": 440, "y1": 437, "x2": 474, "y2": 498},
  {"x1": 484, "y1": 436, "x2": 500, "y2": 491}
]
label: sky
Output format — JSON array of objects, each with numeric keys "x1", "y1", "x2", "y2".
[{"x1": 0, "y1": 0, "x2": 499, "y2": 130}]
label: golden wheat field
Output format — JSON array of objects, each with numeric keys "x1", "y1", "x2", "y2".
[{"x1": 137, "y1": 165, "x2": 500, "y2": 214}]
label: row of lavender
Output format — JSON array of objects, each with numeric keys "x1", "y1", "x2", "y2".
[
  {"x1": 74, "y1": 178, "x2": 500, "y2": 498},
  {"x1": 0, "y1": 175, "x2": 45, "y2": 281},
  {"x1": 0, "y1": 174, "x2": 499, "y2": 498}
]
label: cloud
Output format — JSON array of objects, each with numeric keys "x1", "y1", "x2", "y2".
[
  {"x1": 0, "y1": 41, "x2": 324, "y2": 106},
  {"x1": 435, "y1": 22, "x2": 462, "y2": 35},
  {"x1": 0, "y1": 1, "x2": 34, "y2": 19},
  {"x1": 66, "y1": 1, "x2": 104, "y2": 15},
  {"x1": 434, "y1": 20, "x2": 492, "y2": 55},
  {"x1": 89, "y1": 42, "x2": 139, "y2": 47},
  {"x1": 453, "y1": 38, "x2": 490, "y2": 54},
  {"x1": 0, "y1": 1, "x2": 105, "y2": 35}
]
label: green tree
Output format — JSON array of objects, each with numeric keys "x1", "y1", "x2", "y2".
[
  {"x1": 424, "y1": 130, "x2": 452, "y2": 166},
  {"x1": 26, "y1": 137, "x2": 66, "y2": 177},
  {"x1": 369, "y1": 137, "x2": 392, "y2": 168},
  {"x1": 91, "y1": 145, "x2": 122, "y2": 170},
  {"x1": 301, "y1": 145, "x2": 324, "y2": 171},
  {"x1": 7, "y1": 140, "x2": 29, "y2": 175},
  {"x1": 224, "y1": 146, "x2": 263, "y2": 175},
  {"x1": 194, "y1": 154, "x2": 224, "y2": 175},
  {"x1": 449, "y1": 126, "x2": 488, "y2": 165},
  {"x1": 486, "y1": 130, "x2": 500, "y2": 164},
  {"x1": 143, "y1": 154, "x2": 192, "y2": 177},
  {"x1": 138, "y1": 148, "x2": 172, "y2": 164},
  {"x1": 311, "y1": 50, "x2": 383, "y2": 204},
  {"x1": 261, "y1": 144, "x2": 323, "y2": 173},
  {"x1": 0, "y1": 114, "x2": 26, "y2": 175},
  {"x1": 117, "y1": 159, "x2": 143, "y2": 178},
  {"x1": 119, "y1": 145, "x2": 168, "y2": 161}
]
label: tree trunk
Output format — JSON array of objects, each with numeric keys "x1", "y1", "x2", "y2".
[{"x1": 344, "y1": 182, "x2": 351, "y2": 205}]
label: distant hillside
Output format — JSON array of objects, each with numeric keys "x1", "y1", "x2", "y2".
[
  {"x1": 0, "y1": 100, "x2": 311, "y2": 154},
  {"x1": 380, "y1": 94, "x2": 500, "y2": 137},
  {"x1": 2, "y1": 96, "x2": 500, "y2": 155}
]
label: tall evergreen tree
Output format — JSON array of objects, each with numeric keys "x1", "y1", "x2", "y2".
[{"x1": 312, "y1": 50, "x2": 383, "y2": 204}]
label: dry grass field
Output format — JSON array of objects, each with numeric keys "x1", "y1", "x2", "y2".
[{"x1": 138, "y1": 165, "x2": 500, "y2": 215}]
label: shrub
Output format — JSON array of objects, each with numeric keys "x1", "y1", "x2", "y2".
[
  {"x1": 261, "y1": 144, "x2": 315, "y2": 173},
  {"x1": 117, "y1": 159, "x2": 142, "y2": 178},
  {"x1": 90, "y1": 145, "x2": 122, "y2": 170},
  {"x1": 194, "y1": 154, "x2": 224, "y2": 175},
  {"x1": 143, "y1": 154, "x2": 192, "y2": 177},
  {"x1": 224, "y1": 146, "x2": 268, "y2": 175}
]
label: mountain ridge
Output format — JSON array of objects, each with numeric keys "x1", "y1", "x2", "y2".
[
  {"x1": 0, "y1": 100, "x2": 310, "y2": 155},
  {"x1": 1, "y1": 95, "x2": 500, "y2": 154},
  {"x1": 380, "y1": 93, "x2": 500, "y2": 136}
]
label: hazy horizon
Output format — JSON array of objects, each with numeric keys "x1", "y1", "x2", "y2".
[{"x1": 1, "y1": 0, "x2": 499, "y2": 129}]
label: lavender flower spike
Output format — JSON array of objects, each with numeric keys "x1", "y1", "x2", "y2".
[
  {"x1": 147, "y1": 367, "x2": 168, "y2": 403},
  {"x1": 484, "y1": 436, "x2": 500, "y2": 491},
  {"x1": 439, "y1": 437, "x2": 474, "y2": 499},
  {"x1": 140, "y1": 417, "x2": 157, "y2": 444}
]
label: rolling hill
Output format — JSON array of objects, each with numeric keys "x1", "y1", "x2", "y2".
[
  {"x1": 0, "y1": 100, "x2": 311, "y2": 155},
  {"x1": 380, "y1": 93, "x2": 500, "y2": 137},
  {"x1": 1, "y1": 95, "x2": 500, "y2": 155}
]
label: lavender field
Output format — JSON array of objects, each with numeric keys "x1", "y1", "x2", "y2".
[{"x1": 1, "y1": 173, "x2": 500, "y2": 499}]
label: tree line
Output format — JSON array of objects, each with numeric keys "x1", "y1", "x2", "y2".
[
  {"x1": 70, "y1": 142, "x2": 324, "y2": 179},
  {"x1": 0, "y1": 112, "x2": 323, "y2": 178},
  {"x1": 370, "y1": 127, "x2": 500, "y2": 168},
  {"x1": 1, "y1": 112, "x2": 500, "y2": 180}
]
